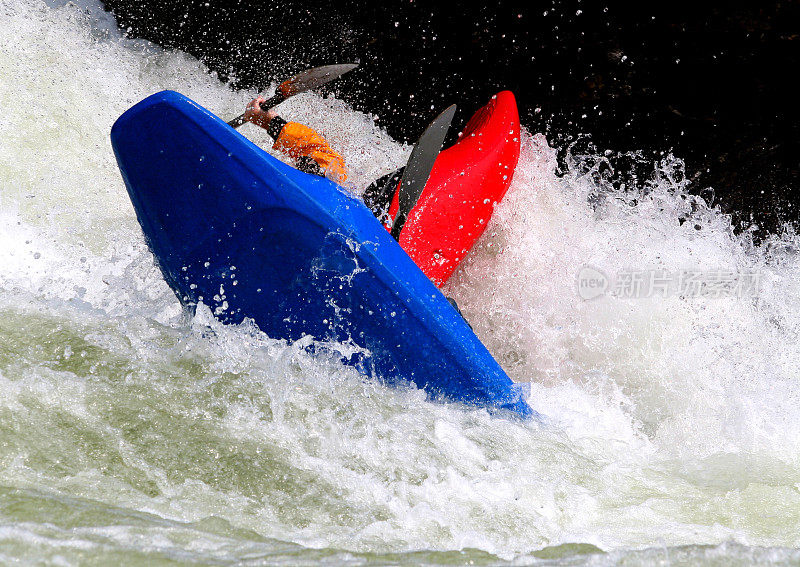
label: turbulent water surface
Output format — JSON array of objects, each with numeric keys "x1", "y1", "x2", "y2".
[{"x1": 2, "y1": 1, "x2": 800, "y2": 565}]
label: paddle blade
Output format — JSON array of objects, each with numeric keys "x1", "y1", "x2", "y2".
[
  {"x1": 227, "y1": 63, "x2": 358, "y2": 129},
  {"x1": 276, "y1": 63, "x2": 359, "y2": 97},
  {"x1": 391, "y1": 104, "x2": 456, "y2": 239}
]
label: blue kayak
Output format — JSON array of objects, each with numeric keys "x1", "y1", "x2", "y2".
[{"x1": 110, "y1": 90, "x2": 534, "y2": 419}]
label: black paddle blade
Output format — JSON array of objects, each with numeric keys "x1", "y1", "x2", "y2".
[
  {"x1": 227, "y1": 63, "x2": 359, "y2": 128},
  {"x1": 277, "y1": 63, "x2": 359, "y2": 97},
  {"x1": 391, "y1": 104, "x2": 457, "y2": 240}
]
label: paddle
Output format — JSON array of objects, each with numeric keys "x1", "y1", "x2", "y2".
[
  {"x1": 227, "y1": 63, "x2": 359, "y2": 128},
  {"x1": 390, "y1": 104, "x2": 457, "y2": 240}
]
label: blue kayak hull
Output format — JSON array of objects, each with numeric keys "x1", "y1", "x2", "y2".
[{"x1": 110, "y1": 90, "x2": 534, "y2": 418}]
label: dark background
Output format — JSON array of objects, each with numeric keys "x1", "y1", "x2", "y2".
[{"x1": 102, "y1": 0, "x2": 799, "y2": 239}]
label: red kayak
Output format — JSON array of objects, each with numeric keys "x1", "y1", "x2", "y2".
[{"x1": 385, "y1": 91, "x2": 521, "y2": 287}]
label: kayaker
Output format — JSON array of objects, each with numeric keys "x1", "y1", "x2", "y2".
[
  {"x1": 244, "y1": 96, "x2": 400, "y2": 221},
  {"x1": 244, "y1": 96, "x2": 348, "y2": 184}
]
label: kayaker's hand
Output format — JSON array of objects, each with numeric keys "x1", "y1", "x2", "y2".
[{"x1": 244, "y1": 97, "x2": 277, "y2": 128}]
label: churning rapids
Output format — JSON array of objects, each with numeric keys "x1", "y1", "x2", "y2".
[{"x1": 2, "y1": 1, "x2": 800, "y2": 565}]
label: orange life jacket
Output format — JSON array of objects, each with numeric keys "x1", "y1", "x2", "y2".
[{"x1": 271, "y1": 120, "x2": 347, "y2": 183}]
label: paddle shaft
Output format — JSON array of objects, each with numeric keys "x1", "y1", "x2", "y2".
[{"x1": 227, "y1": 93, "x2": 285, "y2": 128}]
